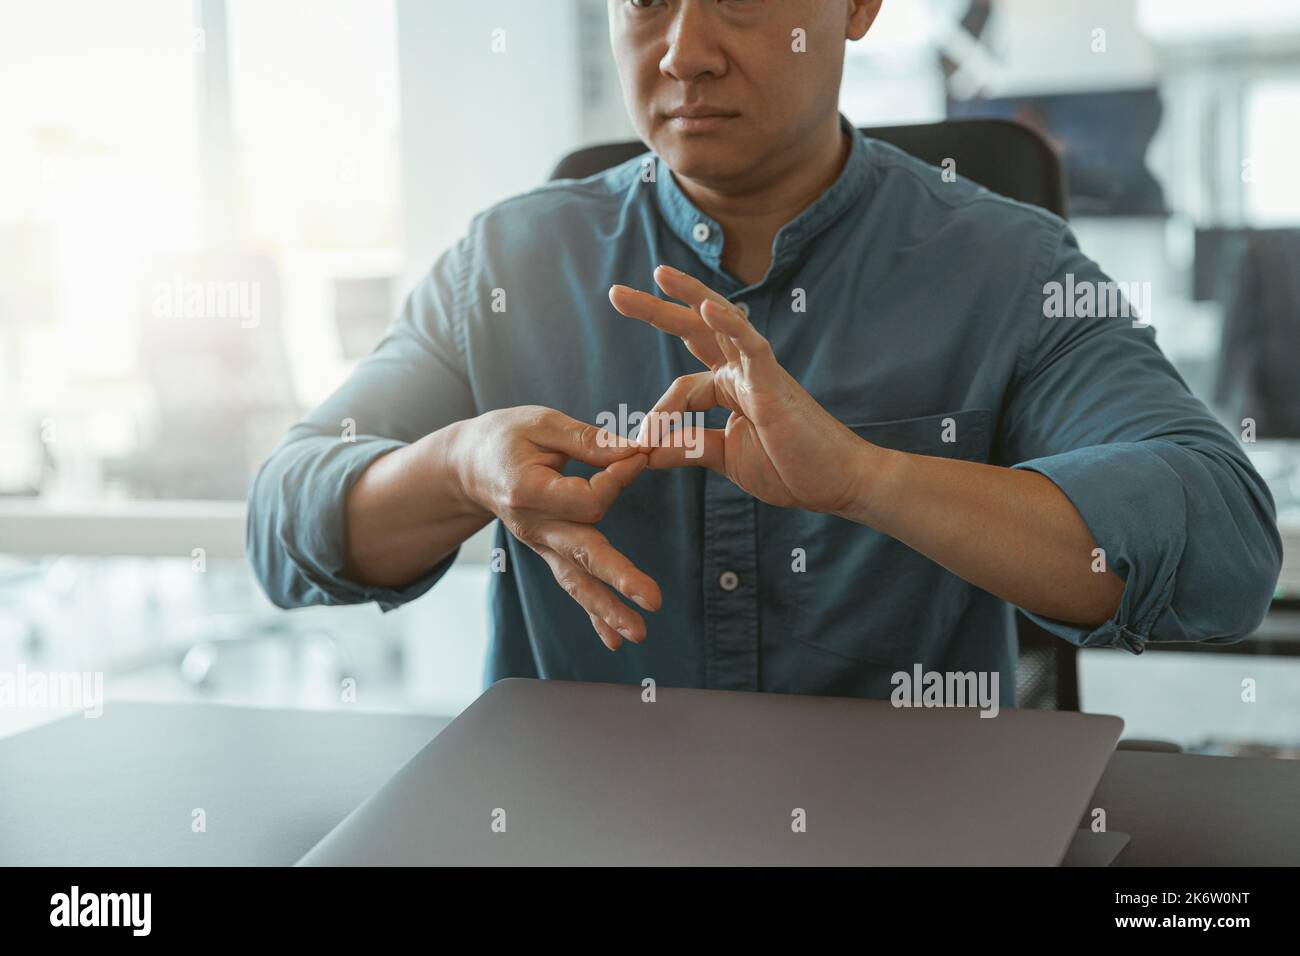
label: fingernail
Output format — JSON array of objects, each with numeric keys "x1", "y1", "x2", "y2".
[
  {"x1": 629, "y1": 593, "x2": 652, "y2": 611},
  {"x1": 657, "y1": 264, "x2": 682, "y2": 277},
  {"x1": 617, "y1": 626, "x2": 635, "y2": 642}
]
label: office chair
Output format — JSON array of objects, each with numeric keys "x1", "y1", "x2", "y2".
[
  {"x1": 550, "y1": 118, "x2": 1068, "y2": 216},
  {"x1": 549, "y1": 118, "x2": 1080, "y2": 710},
  {"x1": 1215, "y1": 229, "x2": 1300, "y2": 440}
]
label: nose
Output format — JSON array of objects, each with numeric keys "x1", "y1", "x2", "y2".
[{"x1": 659, "y1": 2, "x2": 727, "y2": 83}]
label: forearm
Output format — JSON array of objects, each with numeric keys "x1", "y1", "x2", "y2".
[
  {"x1": 843, "y1": 445, "x2": 1125, "y2": 627},
  {"x1": 344, "y1": 420, "x2": 491, "y2": 588}
]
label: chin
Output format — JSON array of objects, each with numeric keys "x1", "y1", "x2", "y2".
[{"x1": 653, "y1": 138, "x2": 754, "y2": 183}]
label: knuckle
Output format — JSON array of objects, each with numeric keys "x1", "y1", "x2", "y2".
[
  {"x1": 591, "y1": 594, "x2": 615, "y2": 620},
  {"x1": 501, "y1": 485, "x2": 531, "y2": 513},
  {"x1": 556, "y1": 572, "x2": 581, "y2": 601},
  {"x1": 522, "y1": 406, "x2": 551, "y2": 432},
  {"x1": 499, "y1": 507, "x2": 530, "y2": 537},
  {"x1": 672, "y1": 374, "x2": 693, "y2": 391}
]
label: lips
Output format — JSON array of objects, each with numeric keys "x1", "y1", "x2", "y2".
[
  {"x1": 663, "y1": 106, "x2": 739, "y2": 133},
  {"x1": 665, "y1": 105, "x2": 737, "y2": 119}
]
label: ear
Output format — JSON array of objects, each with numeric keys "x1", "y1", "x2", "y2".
[{"x1": 847, "y1": 0, "x2": 883, "y2": 41}]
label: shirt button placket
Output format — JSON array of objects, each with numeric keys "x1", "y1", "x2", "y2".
[
  {"x1": 701, "y1": 295, "x2": 765, "y2": 692},
  {"x1": 702, "y1": 473, "x2": 759, "y2": 691}
]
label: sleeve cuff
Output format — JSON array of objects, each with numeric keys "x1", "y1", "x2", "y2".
[
  {"x1": 1012, "y1": 441, "x2": 1187, "y2": 652},
  {"x1": 274, "y1": 438, "x2": 457, "y2": 612}
]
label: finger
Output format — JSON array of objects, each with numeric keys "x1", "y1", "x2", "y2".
[
  {"x1": 531, "y1": 520, "x2": 662, "y2": 612},
  {"x1": 535, "y1": 546, "x2": 647, "y2": 645},
  {"x1": 635, "y1": 372, "x2": 718, "y2": 444},
  {"x1": 524, "y1": 450, "x2": 646, "y2": 525},
  {"x1": 699, "y1": 298, "x2": 773, "y2": 362},
  {"x1": 654, "y1": 265, "x2": 741, "y2": 370},
  {"x1": 714, "y1": 327, "x2": 741, "y2": 366},
  {"x1": 607, "y1": 284, "x2": 700, "y2": 338},
  {"x1": 538, "y1": 547, "x2": 631, "y2": 648},
  {"x1": 602, "y1": 453, "x2": 649, "y2": 488},
  {"x1": 537, "y1": 411, "x2": 642, "y2": 468},
  {"x1": 700, "y1": 299, "x2": 784, "y2": 391},
  {"x1": 588, "y1": 613, "x2": 625, "y2": 653},
  {"x1": 652, "y1": 264, "x2": 731, "y2": 310},
  {"x1": 579, "y1": 454, "x2": 648, "y2": 520},
  {"x1": 528, "y1": 468, "x2": 629, "y2": 524},
  {"x1": 608, "y1": 284, "x2": 724, "y2": 368},
  {"x1": 509, "y1": 449, "x2": 646, "y2": 528},
  {"x1": 644, "y1": 427, "x2": 725, "y2": 472}
]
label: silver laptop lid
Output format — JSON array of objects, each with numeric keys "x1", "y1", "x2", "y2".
[{"x1": 300, "y1": 678, "x2": 1122, "y2": 866}]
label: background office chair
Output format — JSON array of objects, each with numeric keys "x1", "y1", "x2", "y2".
[
  {"x1": 550, "y1": 118, "x2": 1080, "y2": 711},
  {"x1": 550, "y1": 118, "x2": 1068, "y2": 216}
]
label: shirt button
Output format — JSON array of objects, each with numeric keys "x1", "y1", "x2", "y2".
[
  {"x1": 692, "y1": 222, "x2": 711, "y2": 243},
  {"x1": 718, "y1": 570, "x2": 740, "y2": 592}
]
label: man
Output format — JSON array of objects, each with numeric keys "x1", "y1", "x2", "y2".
[{"x1": 247, "y1": 0, "x2": 1281, "y2": 706}]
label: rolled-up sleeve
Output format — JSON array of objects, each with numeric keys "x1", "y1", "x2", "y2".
[
  {"x1": 1001, "y1": 224, "x2": 1282, "y2": 651},
  {"x1": 246, "y1": 236, "x2": 478, "y2": 612}
]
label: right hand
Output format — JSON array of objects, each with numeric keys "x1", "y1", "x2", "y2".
[{"x1": 450, "y1": 406, "x2": 661, "y2": 651}]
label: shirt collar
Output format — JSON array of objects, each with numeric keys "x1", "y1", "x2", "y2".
[{"x1": 653, "y1": 114, "x2": 873, "y2": 288}]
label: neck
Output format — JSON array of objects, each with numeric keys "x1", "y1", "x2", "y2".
[{"x1": 674, "y1": 114, "x2": 850, "y2": 286}]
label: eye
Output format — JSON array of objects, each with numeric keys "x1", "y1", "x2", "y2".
[{"x1": 627, "y1": 0, "x2": 664, "y2": 9}]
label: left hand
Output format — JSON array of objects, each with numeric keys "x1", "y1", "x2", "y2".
[{"x1": 609, "y1": 265, "x2": 879, "y2": 515}]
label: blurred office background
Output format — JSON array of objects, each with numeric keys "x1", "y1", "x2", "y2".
[{"x1": 1, "y1": 0, "x2": 1298, "y2": 752}]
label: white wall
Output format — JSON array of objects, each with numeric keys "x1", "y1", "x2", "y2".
[
  {"x1": 394, "y1": 0, "x2": 585, "y2": 296},
  {"x1": 574, "y1": 0, "x2": 639, "y2": 143},
  {"x1": 1139, "y1": 0, "x2": 1300, "y2": 43},
  {"x1": 392, "y1": 0, "x2": 593, "y2": 702},
  {"x1": 984, "y1": 0, "x2": 1159, "y2": 95}
]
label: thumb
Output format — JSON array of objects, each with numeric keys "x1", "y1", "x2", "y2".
[
  {"x1": 602, "y1": 453, "x2": 649, "y2": 488},
  {"x1": 586, "y1": 454, "x2": 648, "y2": 513},
  {"x1": 542, "y1": 412, "x2": 641, "y2": 467}
]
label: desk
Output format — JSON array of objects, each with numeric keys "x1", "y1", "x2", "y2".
[
  {"x1": 0, "y1": 499, "x2": 495, "y2": 562},
  {"x1": 1089, "y1": 749, "x2": 1300, "y2": 865},
  {"x1": 0, "y1": 703, "x2": 447, "y2": 866},
  {"x1": 1, "y1": 701, "x2": 1296, "y2": 866}
]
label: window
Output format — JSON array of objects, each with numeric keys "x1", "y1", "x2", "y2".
[
  {"x1": 1244, "y1": 79, "x2": 1300, "y2": 226},
  {"x1": 227, "y1": 0, "x2": 402, "y2": 249},
  {"x1": 0, "y1": 0, "x2": 403, "y2": 502}
]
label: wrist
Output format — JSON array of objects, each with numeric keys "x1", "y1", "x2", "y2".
[
  {"x1": 832, "y1": 437, "x2": 907, "y2": 528},
  {"x1": 425, "y1": 418, "x2": 489, "y2": 521}
]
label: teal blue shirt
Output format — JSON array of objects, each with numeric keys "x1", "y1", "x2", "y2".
[{"x1": 248, "y1": 122, "x2": 1282, "y2": 707}]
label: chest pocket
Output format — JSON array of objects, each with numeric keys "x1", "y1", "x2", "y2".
[{"x1": 779, "y1": 409, "x2": 993, "y2": 667}]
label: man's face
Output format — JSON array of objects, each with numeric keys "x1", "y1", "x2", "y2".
[{"x1": 608, "y1": 0, "x2": 880, "y2": 186}]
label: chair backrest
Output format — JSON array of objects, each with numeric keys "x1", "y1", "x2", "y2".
[
  {"x1": 549, "y1": 118, "x2": 1068, "y2": 217},
  {"x1": 1015, "y1": 617, "x2": 1080, "y2": 711},
  {"x1": 549, "y1": 118, "x2": 1078, "y2": 709}
]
